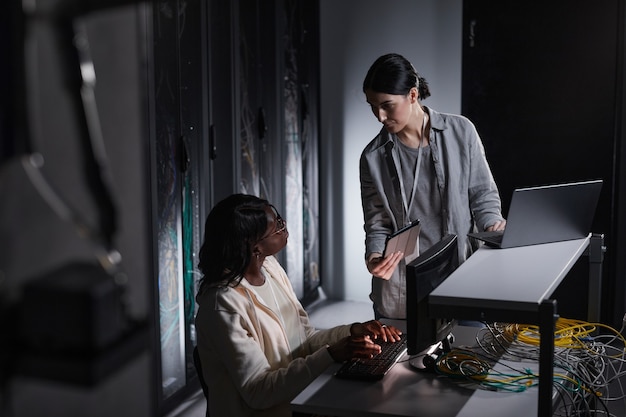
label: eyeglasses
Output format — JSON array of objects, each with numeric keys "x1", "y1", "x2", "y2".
[{"x1": 260, "y1": 206, "x2": 287, "y2": 240}]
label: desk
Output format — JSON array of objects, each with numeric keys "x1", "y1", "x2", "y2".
[
  {"x1": 430, "y1": 235, "x2": 601, "y2": 416},
  {"x1": 429, "y1": 236, "x2": 593, "y2": 319},
  {"x1": 292, "y1": 326, "x2": 543, "y2": 417},
  {"x1": 293, "y1": 236, "x2": 603, "y2": 417}
]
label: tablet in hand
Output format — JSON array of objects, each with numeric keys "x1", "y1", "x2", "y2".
[{"x1": 383, "y1": 221, "x2": 421, "y2": 259}]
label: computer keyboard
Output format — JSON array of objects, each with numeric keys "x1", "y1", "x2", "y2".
[{"x1": 334, "y1": 333, "x2": 408, "y2": 381}]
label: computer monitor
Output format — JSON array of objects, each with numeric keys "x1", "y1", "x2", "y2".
[{"x1": 405, "y1": 234, "x2": 459, "y2": 371}]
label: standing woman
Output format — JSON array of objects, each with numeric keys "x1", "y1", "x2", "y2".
[
  {"x1": 195, "y1": 194, "x2": 402, "y2": 417},
  {"x1": 360, "y1": 53, "x2": 506, "y2": 319}
]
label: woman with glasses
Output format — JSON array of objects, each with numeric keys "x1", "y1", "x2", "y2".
[{"x1": 195, "y1": 194, "x2": 402, "y2": 417}]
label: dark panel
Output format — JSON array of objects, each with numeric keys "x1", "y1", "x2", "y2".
[
  {"x1": 289, "y1": 0, "x2": 321, "y2": 304},
  {"x1": 462, "y1": 0, "x2": 622, "y2": 323},
  {"x1": 178, "y1": 0, "x2": 208, "y2": 401},
  {"x1": 151, "y1": 0, "x2": 208, "y2": 412},
  {"x1": 151, "y1": 0, "x2": 185, "y2": 410},
  {"x1": 279, "y1": 0, "x2": 321, "y2": 302},
  {"x1": 207, "y1": 0, "x2": 238, "y2": 204},
  {"x1": 0, "y1": 0, "x2": 30, "y2": 164}
]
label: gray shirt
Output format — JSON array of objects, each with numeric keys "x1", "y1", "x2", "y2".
[{"x1": 395, "y1": 138, "x2": 443, "y2": 252}]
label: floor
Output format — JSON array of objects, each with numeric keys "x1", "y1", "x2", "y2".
[{"x1": 166, "y1": 299, "x2": 373, "y2": 417}]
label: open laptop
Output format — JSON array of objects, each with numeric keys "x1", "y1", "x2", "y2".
[{"x1": 468, "y1": 179, "x2": 602, "y2": 249}]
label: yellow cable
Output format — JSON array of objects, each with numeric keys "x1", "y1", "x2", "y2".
[{"x1": 503, "y1": 318, "x2": 626, "y2": 352}]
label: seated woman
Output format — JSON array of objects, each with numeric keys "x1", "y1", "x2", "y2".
[{"x1": 195, "y1": 194, "x2": 402, "y2": 417}]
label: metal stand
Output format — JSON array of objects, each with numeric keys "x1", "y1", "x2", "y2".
[
  {"x1": 538, "y1": 299, "x2": 557, "y2": 417},
  {"x1": 587, "y1": 234, "x2": 606, "y2": 323}
]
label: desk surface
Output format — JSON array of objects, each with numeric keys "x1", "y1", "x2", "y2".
[
  {"x1": 292, "y1": 326, "x2": 541, "y2": 417},
  {"x1": 431, "y1": 236, "x2": 590, "y2": 315}
]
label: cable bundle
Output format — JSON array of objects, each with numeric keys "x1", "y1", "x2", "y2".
[{"x1": 433, "y1": 317, "x2": 626, "y2": 416}]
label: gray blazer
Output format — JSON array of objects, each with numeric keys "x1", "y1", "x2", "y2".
[{"x1": 359, "y1": 107, "x2": 504, "y2": 318}]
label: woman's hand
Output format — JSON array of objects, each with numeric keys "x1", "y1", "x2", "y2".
[
  {"x1": 351, "y1": 320, "x2": 403, "y2": 343},
  {"x1": 485, "y1": 220, "x2": 506, "y2": 232},
  {"x1": 327, "y1": 335, "x2": 381, "y2": 362},
  {"x1": 367, "y1": 251, "x2": 403, "y2": 280}
]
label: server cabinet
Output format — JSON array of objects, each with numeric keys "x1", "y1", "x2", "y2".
[{"x1": 149, "y1": 0, "x2": 321, "y2": 413}]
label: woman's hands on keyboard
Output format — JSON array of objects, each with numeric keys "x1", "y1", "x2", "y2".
[
  {"x1": 327, "y1": 320, "x2": 403, "y2": 362},
  {"x1": 350, "y1": 320, "x2": 403, "y2": 343}
]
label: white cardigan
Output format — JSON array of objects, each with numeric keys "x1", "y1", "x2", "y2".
[{"x1": 195, "y1": 256, "x2": 351, "y2": 417}]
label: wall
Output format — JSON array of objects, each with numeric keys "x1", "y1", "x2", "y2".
[{"x1": 319, "y1": 0, "x2": 463, "y2": 302}]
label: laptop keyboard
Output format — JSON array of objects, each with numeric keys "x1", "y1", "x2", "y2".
[
  {"x1": 481, "y1": 231, "x2": 504, "y2": 243},
  {"x1": 469, "y1": 230, "x2": 504, "y2": 246},
  {"x1": 334, "y1": 334, "x2": 408, "y2": 381}
]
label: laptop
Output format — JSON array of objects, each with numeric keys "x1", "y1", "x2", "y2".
[{"x1": 468, "y1": 179, "x2": 602, "y2": 249}]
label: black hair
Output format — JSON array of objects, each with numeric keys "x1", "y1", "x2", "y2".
[
  {"x1": 362, "y1": 53, "x2": 431, "y2": 100},
  {"x1": 196, "y1": 194, "x2": 270, "y2": 293}
]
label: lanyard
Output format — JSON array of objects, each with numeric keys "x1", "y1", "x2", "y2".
[{"x1": 396, "y1": 112, "x2": 429, "y2": 225}]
